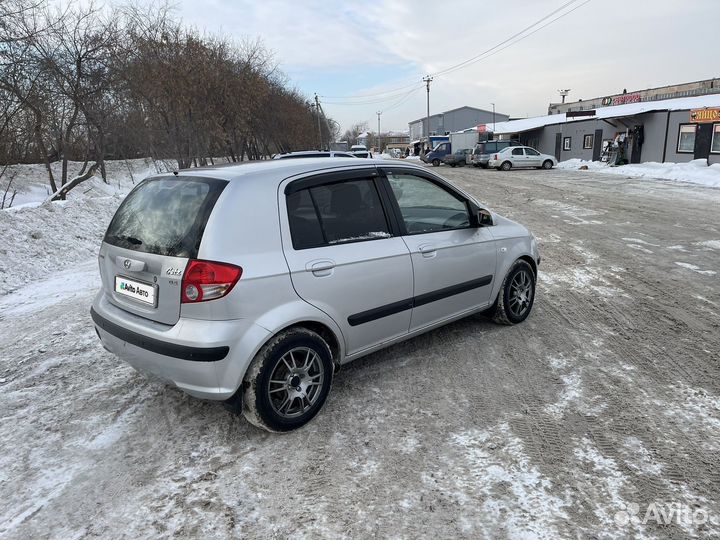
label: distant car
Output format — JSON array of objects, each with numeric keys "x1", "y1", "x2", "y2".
[
  {"x1": 468, "y1": 140, "x2": 522, "y2": 168},
  {"x1": 443, "y1": 148, "x2": 473, "y2": 167},
  {"x1": 274, "y1": 151, "x2": 357, "y2": 159},
  {"x1": 350, "y1": 144, "x2": 367, "y2": 152},
  {"x1": 352, "y1": 151, "x2": 373, "y2": 158},
  {"x1": 487, "y1": 146, "x2": 557, "y2": 171}
]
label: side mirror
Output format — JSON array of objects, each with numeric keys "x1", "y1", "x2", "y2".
[
  {"x1": 478, "y1": 209, "x2": 494, "y2": 226},
  {"x1": 468, "y1": 202, "x2": 494, "y2": 227}
]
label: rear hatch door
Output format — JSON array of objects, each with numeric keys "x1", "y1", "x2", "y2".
[{"x1": 99, "y1": 175, "x2": 227, "y2": 325}]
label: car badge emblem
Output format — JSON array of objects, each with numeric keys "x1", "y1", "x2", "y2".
[{"x1": 124, "y1": 259, "x2": 132, "y2": 270}]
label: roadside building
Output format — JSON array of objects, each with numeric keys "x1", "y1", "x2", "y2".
[
  {"x1": 492, "y1": 94, "x2": 720, "y2": 165},
  {"x1": 381, "y1": 131, "x2": 410, "y2": 153},
  {"x1": 548, "y1": 78, "x2": 720, "y2": 116},
  {"x1": 408, "y1": 106, "x2": 510, "y2": 143}
]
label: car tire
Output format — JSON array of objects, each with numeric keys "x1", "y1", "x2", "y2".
[
  {"x1": 432, "y1": 159, "x2": 440, "y2": 167},
  {"x1": 242, "y1": 327, "x2": 333, "y2": 432},
  {"x1": 489, "y1": 259, "x2": 536, "y2": 325},
  {"x1": 542, "y1": 160, "x2": 553, "y2": 170},
  {"x1": 450, "y1": 163, "x2": 456, "y2": 167},
  {"x1": 500, "y1": 161, "x2": 512, "y2": 171}
]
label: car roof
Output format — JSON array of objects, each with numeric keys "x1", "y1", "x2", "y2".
[{"x1": 161, "y1": 158, "x2": 424, "y2": 187}]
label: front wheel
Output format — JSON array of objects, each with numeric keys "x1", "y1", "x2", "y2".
[
  {"x1": 542, "y1": 160, "x2": 553, "y2": 170},
  {"x1": 242, "y1": 328, "x2": 333, "y2": 432},
  {"x1": 432, "y1": 159, "x2": 440, "y2": 167},
  {"x1": 500, "y1": 161, "x2": 512, "y2": 171},
  {"x1": 489, "y1": 259, "x2": 536, "y2": 325}
]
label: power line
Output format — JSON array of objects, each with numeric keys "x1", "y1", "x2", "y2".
[
  {"x1": 321, "y1": 85, "x2": 424, "y2": 106},
  {"x1": 435, "y1": 0, "x2": 593, "y2": 78},
  {"x1": 432, "y1": 0, "x2": 581, "y2": 78},
  {"x1": 317, "y1": 0, "x2": 592, "y2": 101}
]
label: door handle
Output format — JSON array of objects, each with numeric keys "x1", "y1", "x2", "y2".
[
  {"x1": 418, "y1": 244, "x2": 437, "y2": 258},
  {"x1": 306, "y1": 259, "x2": 335, "y2": 277}
]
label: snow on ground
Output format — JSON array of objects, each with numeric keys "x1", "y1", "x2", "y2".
[
  {"x1": 557, "y1": 158, "x2": 720, "y2": 188},
  {"x1": 1, "y1": 161, "x2": 720, "y2": 539},
  {"x1": 0, "y1": 159, "x2": 170, "y2": 296}
]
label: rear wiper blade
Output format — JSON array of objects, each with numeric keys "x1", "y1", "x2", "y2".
[{"x1": 110, "y1": 234, "x2": 143, "y2": 245}]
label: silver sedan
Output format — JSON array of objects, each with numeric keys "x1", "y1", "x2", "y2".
[{"x1": 487, "y1": 146, "x2": 557, "y2": 171}]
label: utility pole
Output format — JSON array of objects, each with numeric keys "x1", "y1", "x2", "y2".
[
  {"x1": 314, "y1": 94, "x2": 322, "y2": 149},
  {"x1": 491, "y1": 102, "x2": 496, "y2": 133},
  {"x1": 376, "y1": 111, "x2": 382, "y2": 154},
  {"x1": 423, "y1": 76, "x2": 433, "y2": 151}
]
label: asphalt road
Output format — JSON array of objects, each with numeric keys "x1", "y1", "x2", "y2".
[{"x1": 1, "y1": 164, "x2": 719, "y2": 539}]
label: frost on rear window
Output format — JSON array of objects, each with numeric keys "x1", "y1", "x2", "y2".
[
  {"x1": 328, "y1": 231, "x2": 392, "y2": 244},
  {"x1": 104, "y1": 177, "x2": 227, "y2": 258}
]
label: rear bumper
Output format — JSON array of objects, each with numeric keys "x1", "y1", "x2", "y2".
[{"x1": 91, "y1": 291, "x2": 270, "y2": 400}]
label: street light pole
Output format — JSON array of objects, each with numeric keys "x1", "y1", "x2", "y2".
[
  {"x1": 376, "y1": 110, "x2": 382, "y2": 154},
  {"x1": 422, "y1": 76, "x2": 433, "y2": 151},
  {"x1": 314, "y1": 94, "x2": 322, "y2": 150},
  {"x1": 491, "y1": 102, "x2": 495, "y2": 133}
]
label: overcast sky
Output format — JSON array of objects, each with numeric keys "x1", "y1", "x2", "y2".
[{"x1": 170, "y1": 0, "x2": 718, "y2": 133}]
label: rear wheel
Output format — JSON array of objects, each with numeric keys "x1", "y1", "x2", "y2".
[
  {"x1": 542, "y1": 160, "x2": 553, "y2": 169},
  {"x1": 500, "y1": 161, "x2": 512, "y2": 171},
  {"x1": 432, "y1": 159, "x2": 440, "y2": 167},
  {"x1": 489, "y1": 260, "x2": 536, "y2": 325},
  {"x1": 242, "y1": 328, "x2": 333, "y2": 432}
]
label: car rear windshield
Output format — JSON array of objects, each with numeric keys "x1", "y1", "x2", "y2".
[{"x1": 104, "y1": 176, "x2": 228, "y2": 258}]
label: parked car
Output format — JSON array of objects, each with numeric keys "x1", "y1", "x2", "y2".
[
  {"x1": 352, "y1": 150, "x2": 373, "y2": 158},
  {"x1": 91, "y1": 158, "x2": 540, "y2": 431},
  {"x1": 274, "y1": 151, "x2": 357, "y2": 159},
  {"x1": 442, "y1": 148, "x2": 473, "y2": 167},
  {"x1": 422, "y1": 141, "x2": 451, "y2": 166},
  {"x1": 487, "y1": 146, "x2": 557, "y2": 171},
  {"x1": 467, "y1": 140, "x2": 522, "y2": 168}
]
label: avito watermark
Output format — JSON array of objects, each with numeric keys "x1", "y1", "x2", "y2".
[{"x1": 615, "y1": 501, "x2": 719, "y2": 528}]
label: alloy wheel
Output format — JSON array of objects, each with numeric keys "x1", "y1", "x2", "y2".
[
  {"x1": 267, "y1": 347, "x2": 325, "y2": 418},
  {"x1": 508, "y1": 269, "x2": 533, "y2": 317}
]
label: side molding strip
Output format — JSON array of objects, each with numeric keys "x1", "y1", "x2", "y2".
[{"x1": 347, "y1": 275, "x2": 493, "y2": 327}]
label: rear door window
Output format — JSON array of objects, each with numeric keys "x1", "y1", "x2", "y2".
[
  {"x1": 512, "y1": 148, "x2": 524, "y2": 156},
  {"x1": 287, "y1": 178, "x2": 391, "y2": 249},
  {"x1": 104, "y1": 177, "x2": 227, "y2": 258}
]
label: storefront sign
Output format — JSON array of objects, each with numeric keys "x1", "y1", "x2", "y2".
[
  {"x1": 602, "y1": 93, "x2": 641, "y2": 106},
  {"x1": 690, "y1": 108, "x2": 720, "y2": 123}
]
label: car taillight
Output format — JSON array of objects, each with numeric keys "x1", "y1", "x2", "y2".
[{"x1": 181, "y1": 260, "x2": 242, "y2": 303}]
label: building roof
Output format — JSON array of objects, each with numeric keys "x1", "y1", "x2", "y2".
[
  {"x1": 492, "y1": 94, "x2": 720, "y2": 135},
  {"x1": 409, "y1": 105, "x2": 506, "y2": 125}
]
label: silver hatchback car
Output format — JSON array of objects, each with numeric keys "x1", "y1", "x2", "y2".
[{"x1": 91, "y1": 159, "x2": 540, "y2": 431}]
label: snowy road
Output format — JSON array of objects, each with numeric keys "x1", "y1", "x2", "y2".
[{"x1": 1, "y1": 167, "x2": 719, "y2": 539}]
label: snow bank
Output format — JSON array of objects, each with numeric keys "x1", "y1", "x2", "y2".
[
  {"x1": 557, "y1": 159, "x2": 720, "y2": 188},
  {"x1": 0, "y1": 159, "x2": 168, "y2": 296}
]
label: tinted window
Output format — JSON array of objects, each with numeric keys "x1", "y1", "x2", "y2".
[
  {"x1": 525, "y1": 148, "x2": 540, "y2": 156},
  {"x1": 287, "y1": 189, "x2": 325, "y2": 249},
  {"x1": 105, "y1": 177, "x2": 227, "y2": 258},
  {"x1": 387, "y1": 173, "x2": 469, "y2": 234},
  {"x1": 287, "y1": 179, "x2": 391, "y2": 248},
  {"x1": 512, "y1": 148, "x2": 524, "y2": 156}
]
